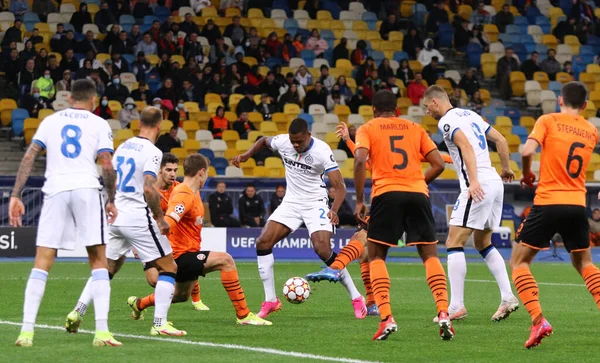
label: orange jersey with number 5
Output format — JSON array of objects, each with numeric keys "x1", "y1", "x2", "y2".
[
  {"x1": 528, "y1": 113, "x2": 598, "y2": 206},
  {"x1": 165, "y1": 183, "x2": 204, "y2": 259},
  {"x1": 355, "y1": 117, "x2": 438, "y2": 198}
]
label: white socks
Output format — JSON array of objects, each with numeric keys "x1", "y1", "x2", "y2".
[
  {"x1": 75, "y1": 277, "x2": 93, "y2": 316},
  {"x1": 154, "y1": 273, "x2": 175, "y2": 327},
  {"x1": 447, "y1": 248, "x2": 467, "y2": 312},
  {"x1": 480, "y1": 245, "x2": 515, "y2": 301},
  {"x1": 339, "y1": 268, "x2": 362, "y2": 300},
  {"x1": 91, "y1": 269, "x2": 110, "y2": 332},
  {"x1": 257, "y1": 253, "x2": 277, "y2": 302},
  {"x1": 21, "y1": 268, "x2": 48, "y2": 333}
]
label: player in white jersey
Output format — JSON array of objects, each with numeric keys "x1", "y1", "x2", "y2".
[
  {"x1": 422, "y1": 86, "x2": 519, "y2": 322},
  {"x1": 9, "y1": 79, "x2": 121, "y2": 347},
  {"x1": 64, "y1": 107, "x2": 187, "y2": 337},
  {"x1": 232, "y1": 118, "x2": 366, "y2": 319}
]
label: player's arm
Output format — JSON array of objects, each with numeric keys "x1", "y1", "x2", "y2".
[
  {"x1": 520, "y1": 138, "x2": 539, "y2": 188},
  {"x1": 99, "y1": 151, "x2": 118, "y2": 224},
  {"x1": 9, "y1": 142, "x2": 43, "y2": 227},
  {"x1": 231, "y1": 135, "x2": 272, "y2": 167},
  {"x1": 423, "y1": 149, "x2": 445, "y2": 184},
  {"x1": 327, "y1": 169, "x2": 346, "y2": 225},
  {"x1": 453, "y1": 130, "x2": 485, "y2": 202},
  {"x1": 486, "y1": 127, "x2": 515, "y2": 182},
  {"x1": 420, "y1": 153, "x2": 452, "y2": 164},
  {"x1": 144, "y1": 174, "x2": 169, "y2": 234},
  {"x1": 354, "y1": 147, "x2": 369, "y2": 224},
  {"x1": 165, "y1": 191, "x2": 192, "y2": 229}
]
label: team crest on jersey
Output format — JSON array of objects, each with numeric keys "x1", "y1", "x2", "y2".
[
  {"x1": 175, "y1": 204, "x2": 185, "y2": 214},
  {"x1": 195, "y1": 216, "x2": 203, "y2": 226},
  {"x1": 305, "y1": 155, "x2": 314, "y2": 164},
  {"x1": 330, "y1": 154, "x2": 335, "y2": 162}
]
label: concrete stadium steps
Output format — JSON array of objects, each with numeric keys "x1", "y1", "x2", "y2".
[{"x1": 0, "y1": 141, "x2": 45, "y2": 176}]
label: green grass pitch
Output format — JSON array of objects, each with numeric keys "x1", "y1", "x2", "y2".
[{"x1": 0, "y1": 261, "x2": 598, "y2": 362}]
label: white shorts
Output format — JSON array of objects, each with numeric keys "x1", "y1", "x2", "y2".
[
  {"x1": 268, "y1": 198, "x2": 333, "y2": 236},
  {"x1": 106, "y1": 220, "x2": 172, "y2": 263},
  {"x1": 37, "y1": 188, "x2": 108, "y2": 250},
  {"x1": 450, "y1": 179, "x2": 503, "y2": 231}
]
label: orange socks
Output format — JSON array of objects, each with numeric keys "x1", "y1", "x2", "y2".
[
  {"x1": 191, "y1": 281, "x2": 201, "y2": 303},
  {"x1": 370, "y1": 259, "x2": 392, "y2": 320},
  {"x1": 137, "y1": 293, "x2": 155, "y2": 310},
  {"x1": 582, "y1": 264, "x2": 600, "y2": 308},
  {"x1": 331, "y1": 240, "x2": 365, "y2": 270},
  {"x1": 360, "y1": 262, "x2": 375, "y2": 306},
  {"x1": 512, "y1": 267, "x2": 543, "y2": 323},
  {"x1": 221, "y1": 269, "x2": 250, "y2": 319},
  {"x1": 424, "y1": 257, "x2": 449, "y2": 314}
]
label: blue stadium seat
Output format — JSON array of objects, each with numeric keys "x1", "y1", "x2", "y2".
[
  {"x1": 300, "y1": 49, "x2": 315, "y2": 67},
  {"x1": 74, "y1": 33, "x2": 85, "y2": 41},
  {"x1": 143, "y1": 15, "x2": 159, "y2": 25},
  {"x1": 412, "y1": 3, "x2": 427, "y2": 27},
  {"x1": 154, "y1": 6, "x2": 171, "y2": 20},
  {"x1": 361, "y1": 12, "x2": 377, "y2": 30},
  {"x1": 86, "y1": 0, "x2": 101, "y2": 4},
  {"x1": 549, "y1": 81, "x2": 562, "y2": 97},
  {"x1": 298, "y1": 113, "x2": 314, "y2": 127},
  {"x1": 512, "y1": 44, "x2": 527, "y2": 63},
  {"x1": 283, "y1": 19, "x2": 299, "y2": 34},
  {"x1": 489, "y1": 99, "x2": 506, "y2": 109},
  {"x1": 198, "y1": 148, "x2": 215, "y2": 161},
  {"x1": 323, "y1": 49, "x2": 333, "y2": 65},
  {"x1": 212, "y1": 157, "x2": 229, "y2": 175},
  {"x1": 120, "y1": 15, "x2": 135, "y2": 26},
  {"x1": 324, "y1": 2, "x2": 341, "y2": 20},
  {"x1": 297, "y1": 28, "x2": 311, "y2": 41},
  {"x1": 62, "y1": 23, "x2": 75, "y2": 32},
  {"x1": 587, "y1": 36, "x2": 600, "y2": 53},
  {"x1": 498, "y1": 33, "x2": 512, "y2": 46},
  {"x1": 23, "y1": 12, "x2": 40, "y2": 23},
  {"x1": 510, "y1": 152, "x2": 521, "y2": 164},
  {"x1": 466, "y1": 43, "x2": 483, "y2": 68},
  {"x1": 320, "y1": 29, "x2": 335, "y2": 41},
  {"x1": 514, "y1": 16, "x2": 529, "y2": 34},
  {"x1": 265, "y1": 58, "x2": 282, "y2": 68},
  {"x1": 438, "y1": 24, "x2": 454, "y2": 48},
  {"x1": 512, "y1": 126, "x2": 529, "y2": 143},
  {"x1": 431, "y1": 133, "x2": 443, "y2": 145},
  {"x1": 393, "y1": 51, "x2": 409, "y2": 62},
  {"x1": 580, "y1": 45, "x2": 595, "y2": 56},
  {"x1": 11, "y1": 108, "x2": 29, "y2": 136},
  {"x1": 560, "y1": 0, "x2": 573, "y2": 15},
  {"x1": 481, "y1": 107, "x2": 501, "y2": 121},
  {"x1": 140, "y1": 24, "x2": 151, "y2": 33},
  {"x1": 504, "y1": 108, "x2": 521, "y2": 125},
  {"x1": 527, "y1": 7, "x2": 542, "y2": 25},
  {"x1": 535, "y1": 16, "x2": 551, "y2": 34},
  {"x1": 122, "y1": 54, "x2": 135, "y2": 64},
  {"x1": 505, "y1": 24, "x2": 520, "y2": 35},
  {"x1": 370, "y1": 50, "x2": 384, "y2": 66},
  {"x1": 534, "y1": 44, "x2": 548, "y2": 55}
]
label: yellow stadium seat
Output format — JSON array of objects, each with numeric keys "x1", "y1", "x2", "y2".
[
  {"x1": 239, "y1": 158, "x2": 256, "y2": 175},
  {"x1": 225, "y1": 7, "x2": 241, "y2": 18},
  {"x1": 283, "y1": 103, "x2": 301, "y2": 116},
  {"x1": 436, "y1": 79, "x2": 453, "y2": 94},
  {"x1": 509, "y1": 71, "x2": 526, "y2": 97},
  {"x1": 0, "y1": 98, "x2": 17, "y2": 112},
  {"x1": 580, "y1": 73, "x2": 596, "y2": 92},
  {"x1": 564, "y1": 35, "x2": 581, "y2": 55},
  {"x1": 584, "y1": 100, "x2": 596, "y2": 119},
  {"x1": 506, "y1": 134, "x2": 521, "y2": 153},
  {"x1": 202, "y1": 7, "x2": 218, "y2": 17},
  {"x1": 243, "y1": 56, "x2": 258, "y2": 67},
  {"x1": 438, "y1": 168, "x2": 458, "y2": 180},
  {"x1": 352, "y1": 21, "x2": 369, "y2": 31},
  {"x1": 247, "y1": 130, "x2": 263, "y2": 142},
  {"x1": 229, "y1": 94, "x2": 244, "y2": 109},
  {"x1": 170, "y1": 147, "x2": 188, "y2": 159},
  {"x1": 253, "y1": 165, "x2": 268, "y2": 177},
  {"x1": 265, "y1": 157, "x2": 284, "y2": 177},
  {"x1": 204, "y1": 93, "x2": 223, "y2": 106},
  {"x1": 182, "y1": 121, "x2": 199, "y2": 139},
  {"x1": 115, "y1": 129, "x2": 134, "y2": 140},
  {"x1": 409, "y1": 60, "x2": 422, "y2": 73},
  {"x1": 225, "y1": 111, "x2": 238, "y2": 122},
  {"x1": 146, "y1": 55, "x2": 160, "y2": 67},
  {"x1": 400, "y1": 0, "x2": 415, "y2": 17},
  {"x1": 1, "y1": 110, "x2": 12, "y2": 127},
  {"x1": 260, "y1": 121, "x2": 278, "y2": 136},
  {"x1": 335, "y1": 59, "x2": 353, "y2": 69},
  {"x1": 222, "y1": 130, "x2": 240, "y2": 149},
  {"x1": 183, "y1": 139, "x2": 201, "y2": 153},
  {"x1": 23, "y1": 118, "x2": 41, "y2": 145},
  {"x1": 333, "y1": 105, "x2": 351, "y2": 122},
  {"x1": 590, "y1": 91, "x2": 600, "y2": 105},
  {"x1": 317, "y1": 10, "x2": 332, "y2": 19},
  {"x1": 236, "y1": 139, "x2": 253, "y2": 153},
  {"x1": 208, "y1": 166, "x2": 217, "y2": 177},
  {"x1": 533, "y1": 72, "x2": 549, "y2": 90},
  {"x1": 248, "y1": 8, "x2": 264, "y2": 18},
  {"x1": 325, "y1": 132, "x2": 338, "y2": 149},
  {"x1": 224, "y1": 148, "x2": 238, "y2": 160},
  {"x1": 184, "y1": 101, "x2": 200, "y2": 113},
  {"x1": 359, "y1": 105, "x2": 374, "y2": 119},
  {"x1": 397, "y1": 97, "x2": 412, "y2": 114},
  {"x1": 483, "y1": 24, "x2": 499, "y2": 42},
  {"x1": 108, "y1": 100, "x2": 122, "y2": 113},
  {"x1": 520, "y1": 116, "x2": 535, "y2": 132},
  {"x1": 160, "y1": 120, "x2": 173, "y2": 132},
  {"x1": 207, "y1": 103, "x2": 222, "y2": 114},
  {"x1": 541, "y1": 34, "x2": 558, "y2": 50},
  {"x1": 495, "y1": 116, "x2": 513, "y2": 135},
  {"x1": 388, "y1": 31, "x2": 403, "y2": 42},
  {"x1": 459, "y1": 4, "x2": 473, "y2": 21},
  {"x1": 38, "y1": 108, "x2": 53, "y2": 120},
  {"x1": 555, "y1": 72, "x2": 572, "y2": 84},
  {"x1": 129, "y1": 119, "x2": 141, "y2": 135}
]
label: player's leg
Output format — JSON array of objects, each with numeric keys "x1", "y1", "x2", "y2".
[
  {"x1": 190, "y1": 280, "x2": 209, "y2": 310},
  {"x1": 444, "y1": 225, "x2": 473, "y2": 319},
  {"x1": 357, "y1": 240, "x2": 378, "y2": 315},
  {"x1": 570, "y1": 249, "x2": 600, "y2": 308}
]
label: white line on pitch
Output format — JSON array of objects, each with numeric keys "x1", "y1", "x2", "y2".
[{"x1": 0, "y1": 320, "x2": 381, "y2": 363}]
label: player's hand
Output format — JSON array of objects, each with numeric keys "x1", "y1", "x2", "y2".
[
  {"x1": 105, "y1": 202, "x2": 118, "y2": 224},
  {"x1": 354, "y1": 202, "x2": 367, "y2": 225},
  {"x1": 520, "y1": 170, "x2": 536, "y2": 189},
  {"x1": 157, "y1": 218, "x2": 170, "y2": 235},
  {"x1": 336, "y1": 123, "x2": 349, "y2": 141},
  {"x1": 231, "y1": 153, "x2": 249, "y2": 168},
  {"x1": 468, "y1": 180, "x2": 485, "y2": 203},
  {"x1": 500, "y1": 168, "x2": 515, "y2": 183},
  {"x1": 9, "y1": 197, "x2": 25, "y2": 227},
  {"x1": 327, "y1": 210, "x2": 339, "y2": 225}
]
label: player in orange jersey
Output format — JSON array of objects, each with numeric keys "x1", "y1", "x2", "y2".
[
  {"x1": 352, "y1": 90, "x2": 453, "y2": 341},
  {"x1": 306, "y1": 122, "x2": 454, "y2": 318},
  {"x1": 128, "y1": 154, "x2": 271, "y2": 325},
  {"x1": 511, "y1": 82, "x2": 600, "y2": 348},
  {"x1": 139, "y1": 152, "x2": 210, "y2": 311}
]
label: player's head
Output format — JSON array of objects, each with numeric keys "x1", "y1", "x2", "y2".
[
  {"x1": 423, "y1": 85, "x2": 452, "y2": 120},
  {"x1": 559, "y1": 81, "x2": 587, "y2": 112},
  {"x1": 288, "y1": 118, "x2": 311, "y2": 153},
  {"x1": 216, "y1": 181, "x2": 226, "y2": 193},
  {"x1": 372, "y1": 90, "x2": 397, "y2": 117},
  {"x1": 140, "y1": 106, "x2": 163, "y2": 141},
  {"x1": 184, "y1": 153, "x2": 210, "y2": 187},
  {"x1": 69, "y1": 79, "x2": 97, "y2": 111},
  {"x1": 159, "y1": 152, "x2": 179, "y2": 186}
]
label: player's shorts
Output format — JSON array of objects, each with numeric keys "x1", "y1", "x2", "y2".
[
  {"x1": 367, "y1": 191, "x2": 437, "y2": 247},
  {"x1": 37, "y1": 188, "x2": 108, "y2": 250},
  {"x1": 268, "y1": 198, "x2": 333, "y2": 235},
  {"x1": 174, "y1": 251, "x2": 211, "y2": 282},
  {"x1": 106, "y1": 221, "x2": 173, "y2": 263},
  {"x1": 515, "y1": 205, "x2": 590, "y2": 252},
  {"x1": 450, "y1": 179, "x2": 503, "y2": 230}
]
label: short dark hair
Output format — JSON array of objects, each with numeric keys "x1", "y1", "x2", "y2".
[
  {"x1": 217, "y1": 181, "x2": 226, "y2": 186},
  {"x1": 161, "y1": 152, "x2": 179, "y2": 167},
  {"x1": 289, "y1": 118, "x2": 309, "y2": 134},
  {"x1": 505, "y1": 47, "x2": 513, "y2": 51},
  {"x1": 140, "y1": 106, "x2": 162, "y2": 127},
  {"x1": 560, "y1": 81, "x2": 587, "y2": 109},
  {"x1": 71, "y1": 79, "x2": 97, "y2": 102},
  {"x1": 372, "y1": 90, "x2": 398, "y2": 113},
  {"x1": 531, "y1": 51, "x2": 539, "y2": 56},
  {"x1": 184, "y1": 154, "x2": 209, "y2": 177}
]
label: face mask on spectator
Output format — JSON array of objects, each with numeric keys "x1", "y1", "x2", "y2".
[
  {"x1": 113, "y1": 78, "x2": 120, "y2": 85},
  {"x1": 127, "y1": 104, "x2": 135, "y2": 110},
  {"x1": 44, "y1": 74, "x2": 51, "y2": 79},
  {"x1": 33, "y1": 93, "x2": 40, "y2": 99},
  {"x1": 101, "y1": 100, "x2": 108, "y2": 106},
  {"x1": 178, "y1": 103, "x2": 184, "y2": 109}
]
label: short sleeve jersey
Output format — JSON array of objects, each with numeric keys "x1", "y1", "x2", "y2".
[
  {"x1": 158, "y1": 181, "x2": 179, "y2": 213},
  {"x1": 31, "y1": 108, "x2": 114, "y2": 196},
  {"x1": 438, "y1": 108, "x2": 500, "y2": 191},
  {"x1": 111, "y1": 136, "x2": 163, "y2": 226},
  {"x1": 165, "y1": 183, "x2": 204, "y2": 259},
  {"x1": 270, "y1": 134, "x2": 339, "y2": 202},
  {"x1": 528, "y1": 113, "x2": 598, "y2": 206},
  {"x1": 355, "y1": 117, "x2": 437, "y2": 198}
]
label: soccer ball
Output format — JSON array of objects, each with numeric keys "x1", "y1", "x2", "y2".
[{"x1": 283, "y1": 277, "x2": 311, "y2": 304}]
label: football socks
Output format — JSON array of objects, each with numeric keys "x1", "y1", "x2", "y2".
[
  {"x1": 221, "y1": 269, "x2": 251, "y2": 319},
  {"x1": 370, "y1": 259, "x2": 392, "y2": 321},
  {"x1": 91, "y1": 269, "x2": 110, "y2": 332},
  {"x1": 257, "y1": 251, "x2": 277, "y2": 302},
  {"x1": 21, "y1": 268, "x2": 48, "y2": 333},
  {"x1": 191, "y1": 281, "x2": 201, "y2": 303},
  {"x1": 153, "y1": 273, "x2": 176, "y2": 328},
  {"x1": 582, "y1": 264, "x2": 600, "y2": 308},
  {"x1": 331, "y1": 240, "x2": 364, "y2": 270},
  {"x1": 360, "y1": 262, "x2": 375, "y2": 306},
  {"x1": 447, "y1": 248, "x2": 466, "y2": 312},
  {"x1": 424, "y1": 257, "x2": 449, "y2": 314},
  {"x1": 512, "y1": 267, "x2": 543, "y2": 323},
  {"x1": 480, "y1": 245, "x2": 515, "y2": 301}
]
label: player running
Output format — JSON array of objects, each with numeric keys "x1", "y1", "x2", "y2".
[
  {"x1": 422, "y1": 85, "x2": 519, "y2": 323},
  {"x1": 128, "y1": 154, "x2": 270, "y2": 326},
  {"x1": 511, "y1": 81, "x2": 600, "y2": 348},
  {"x1": 10, "y1": 79, "x2": 120, "y2": 347},
  {"x1": 353, "y1": 90, "x2": 453, "y2": 341},
  {"x1": 66, "y1": 107, "x2": 186, "y2": 337},
  {"x1": 232, "y1": 119, "x2": 367, "y2": 319}
]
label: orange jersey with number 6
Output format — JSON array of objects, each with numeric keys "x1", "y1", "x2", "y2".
[
  {"x1": 165, "y1": 183, "x2": 204, "y2": 259},
  {"x1": 528, "y1": 113, "x2": 598, "y2": 206}
]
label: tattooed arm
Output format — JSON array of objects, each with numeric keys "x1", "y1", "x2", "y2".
[
  {"x1": 9, "y1": 143, "x2": 42, "y2": 227},
  {"x1": 144, "y1": 174, "x2": 169, "y2": 235},
  {"x1": 98, "y1": 151, "x2": 116, "y2": 203}
]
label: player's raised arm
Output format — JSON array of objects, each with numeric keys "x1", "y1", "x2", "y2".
[
  {"x1": 453, "y1": 130, "x2": 485, "y2": 202},
  {"x1": 231, "y1": 136, "x2": 272, "y2": 167},
  {"x1": 9, "y1": 142, "x2": 43, "y2": 227},
  {"x1": 486, "y1": 127, "x2": 515, "y2": 182}
]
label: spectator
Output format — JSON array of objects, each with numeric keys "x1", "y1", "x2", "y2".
[
  {"x1": 495, "y1": 4, "x2": 514, "y2": 33},
  {"x1": 104, "y1": 73, "x2": 130, "y2": 104},
  {"x1": 34, "y1": 48, "x2": 49, "y2": 75},
  {"x1": 129, "y1": 24, "x2": 143, "y2": 44},
  {"x1": 22, "y1": 87, "x2": 50, "y2": 118},
  {"x1": 20, "y1": 40, "x2": 37, "y2": 65},
  {"x1": 209, "y1": 36, "x2": 230, "y2": 63},
  {"x1": 378, "y1": 59, "x2": 394, "y2": 84},
  {"x1": 564, "y1": 61, "x2": 575, "y2": 79},
  {"x1": 380, "y1": 14, "x2": 401, "y2": 40},
  {"x1": 337, "y1": 122, "x2": 356, "y2": 158},
  {"x1": 111, "y1": 52, "x2": 129, "y2": 75},
  {"x1": 33, "y1": 0, "x2": 56, "y2": 23},
  {"x1": 305, "y1": 29, "x2": 329, "y2": 58},
  {"x1": 209, "y1": 182, "x2": 240, "y2": 227},
  {"x1": 129, "y1": 81, "x2": 151, "y2": 103},
  {"x1": 424, "y1": 57, "x2": 446, "y2": 88},
  {"x1": 277, "y1": 33, "x2": 296, "y2": 63},
  {"x1": 93, "y1": 96, "x2": 113, "y2": 120},
  {"x1": 154, "y1": 126, "x2": 181, "y2": 153},
  {"x1": 418, "y1": 38, "x2": 444, "y2": 66},
  {"x1": 333, "y1": 37, "x2": 349, "y2": 66},
  {"x1": 70, "y1": 3, "x2": 93, "y2": 33},
  {"x1": 521, "y1": 51, "x2": 541, "y2": 80},
  {"x1": 156, "y1": 78, "x2": 178, "y2": 105},
  {"x1": 133, "y1": 0, "x2": 153, "y2": 19},
  {"x1": 571, "y1": 0, "x2": 595, "y2": 24},
  {"x1": 206, "y1": 73, "x2": 230, "y2": 104},
  {"x1": 348, "y1": 87, "x2": 369, "y2": 113},
  {"x1": 220, "y1": 0, "x2": 243, "y2": 11},
  {"x1": 470, "y1": 25, "x2": 490, "y2": 52},
  {"x1": 89, "y1": 68, "x2": 106, "y2": 96},
  {"x1": 589, "y1": 208, "x2": 600, "y2": 246},
  {"x1": 57, "y1": 30, "x2": 78, "y2": 54},
  {"x1": 256, "y1": 93, "x2": 276, "y2": 120},
  {"x1": 458, "y1": 68, "x2": 481, "y2": 97},
  {"x1": 169, "y1": 99, "x2": 189, "y2": 127},
  {"x1": 396, "y1": 59, "x2": 414, "y2": 86},
  {"x1": 293, "y1": 66, "x2": 312, "y2": 89},
  {"x1": 118, "y1": 97, "x2": 140, "y2": 128},
  {"x1": 454, "y1": 20, "x2": 471, "y2": 52},
  {"x1": 10, "y1": 0, "x2": 29, "y2": 17},
  {"x1": 60, "y1": 49, "x2": 79, "y2": 73},
  {"x1": 25, "y1": 28, "x2": 44, "y2": 46},
  {"x1": 326, "y1": 85, "x2": 345, "y2": 112},
  {"x1": 236, "y1": 74, "x2": 259, "y2": 95},
  {"x1": 4, "y1": 48, "x2": 20, "y2": 87},
  {"x1": 303, "y1": 81, "x2": 327, "y2": 112},
  {"x1": 467, "y1": 90, "x2": 485, "y2": 114},
  {"x1": 35, "y1": 69, "x2": 55, "y2": 100},
  {"x1": 178, "y1": 13, "x2": 200, "y2": 38},
  {"x1": 269, "y1": 185, "x2": 286, "y2": 214},
  {"x1": 208, "y1": 106, "x2": 229, "y2": 139},
  {"x1": 232, "y1": 111, "x2": 256, "y2": 139},
  {"x1": 18, "y1": 59, "x2": 37, "y2": 93},
  {"x1": 318, "y1": 65, "x2": 335, "y2": 91},
  {"x1": 49, "y1": 23, "x2": 65, "y2": 51},
  {"x1": 278, "y1": 83, "x2": 302, "y2": 111},
  {"x1": 304, "y1": 0, "x2": 321, "y2": 19},
  {"x1": 426, "y1": 1, "x2": 449, "y2": 34},
  {"x1": 238, "y1": 185, "x2": 266, "y2": 227},
  {"x1": 236, "y1": 91, "x2": 257, "y2": 114},
  {"x1": 266, "y1": 32, "x2": 282, "y2": 58},
  {"x1": 110, "y1": 31, "x2": 134, "y2": 55},
  {"x1": 201, "y1": 19, "x2": 222, "y2": 46},
  {"x1": 249, "y1": 27, "x2": 261, "y2": 48},
  {"x1": 95, "y1": 2, "x2": 117, "y2": 33},
  {"x1": 540, "y1": 49, "x2": 561, "y2": 80},
  {"x1": 449, "y1": 87, "x2": 466, "y2": 108},
  {"x1": 2, "y1": 20, "x2": 22, "y2": 47},
  {"x1": 553, "y1": 17, "x2": 576, "y2": 42},
  {"x1": 576, "y1": 17, "x2": 592, "y2": 45},
  {"x1": 258, "y1": 72, "x2": 279, "y2": 102},
  {"x1": 328, "y1": 187, "x2": 356, "y2": 226},
  {"x1": 407, "y1": 72, "x2": 427, "y2": 105},
  {"x1": 496, "y1": 47, "x2": 519, "y2": 100},
  {"x1": 224, "y1": 16, "x2": 247, "y2": 46},
  {"x1": 351, "y1": 40, "x2": 368, "y2": 66},
  {"x1": 135, "y1": 33, "x2": 158, "y2": 56},
  {"x1": 158, "y1": 31, "x2": 180, "y2": 56},
  {"x1": 190, "y1": 0, "x2": 212, "y2": 14},
  {"x1": 355, "y1": 56, "x2": 375, "y2": 86},
  {"x1": 132, "y1": 51, "x2": 152, "y2": 81},
  {"x1": 336, "y1": 76, "x2": 353, "y2": 102},
  {"x1": 470, "y1": 2, "x2": 492, "y2": 26},
  {"x1": 179, "y1": 78, "x2": 202, "y2": 105}
]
